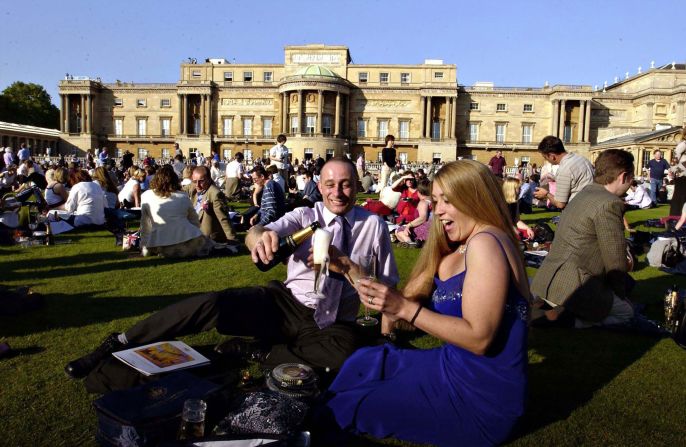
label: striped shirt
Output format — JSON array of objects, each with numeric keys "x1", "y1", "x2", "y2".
[
  {"x1": 554, "y1": 152, "x2": 594, "y2": 204},
  {"x1": 258, "y1": 179, "x2": 286, "y2": 226}
]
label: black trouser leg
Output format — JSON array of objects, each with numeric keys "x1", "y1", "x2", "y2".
[{"x1": 124, "y1": 291, "x2": 227, "y2": 343}]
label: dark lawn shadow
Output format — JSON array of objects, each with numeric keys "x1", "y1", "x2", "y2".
[
  {"x1": 1, "y1": 251, "x2": 204, "y2": 282},
  {"x1": 510, "y1": 328, "x2": 658, "y2": 442},
  {"x1": 510, "y1": 273, "x2": 685, "y2": 441},
  {"x1": 0, "y1": 290, "x2": 215, "y2": 337},
  {"x1": 1, "y1": 345, "x2": 46, "y2": 359}
]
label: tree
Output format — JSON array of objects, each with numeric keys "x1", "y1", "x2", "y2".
[{"x1": 0, "y1": 82, "x2": 59, "y2": 129}]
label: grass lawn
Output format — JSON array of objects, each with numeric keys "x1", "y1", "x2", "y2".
[{"x1": 1, "y1": 204, "x2": 685, "y2": 446}]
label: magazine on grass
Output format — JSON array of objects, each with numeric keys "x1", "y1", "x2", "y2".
[{"x1": 112, "y1": 341, "x2": 210, "y2": 376}]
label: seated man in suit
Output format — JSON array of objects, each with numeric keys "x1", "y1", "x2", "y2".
[
  {"x1": 185, "y1": 166, "x2": 238, "y2": 245},
  {"x1": 531, "y1": 149, "x2": 635, "y2": 328},
  {"x1": 64, "y1": 157, "x2": 399, "y2": 393}
]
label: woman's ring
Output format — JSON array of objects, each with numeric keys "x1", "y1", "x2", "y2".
[{"x1": 368, "y1": 297, "x2": 374, "y2": 305}]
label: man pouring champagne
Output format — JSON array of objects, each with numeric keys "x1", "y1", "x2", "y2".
[{"x1": 65, "y1": 157, "x2": 398, "y2": 393}]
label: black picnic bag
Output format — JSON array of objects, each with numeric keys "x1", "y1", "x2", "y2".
[
  {"x1": 93, "y1": 372, "x2": 221, "y2": 447},
  {"x1": 532, "y1": 223, "x2": 555, "y2": 244}
]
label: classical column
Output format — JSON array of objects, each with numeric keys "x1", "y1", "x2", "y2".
[
  {"x1": 344, "y1": 94, "x2": 350, "y2": 138},
  {"x1": 200, "y1": 95, "x2": 206, "y2": 135},
  {"x1": 87, "y1": 95, "x2": 93, "y2": 133},
  {"x1": 677, "y1": 100, "x2": 685, "y2": 127},
  {"x1": 59, "y1": 95, "x2": 64, "y2": 132},
  {"x1": 80, "y1": 95, "x2": 85, "y2": 134},
  {"x1": 335, "y1": 92, "x2": 341, "y2": 136},
  {"x1": 558, "y1": 99, "x2": 566, "y2": 139},
  {"x1": 584, "y1": 100, "x2": 592, "y2": 143},
  {"x1": 577, "y1": 100, "x2": 585, "y2": 143},
  {"x1": 280, "y1": 93, "x2": 286, "y2": 133},
  {"x1": 65, "y1": 95, "x2": 71, "y2": 134},
  {"x1": 206, "y1": 94, "x2": 212, "y2": 135},
  {"x1": 443, "y1": 96, "x2": 450, "y2": 139},
  {"x1": 452, "y1": 96, "x2": 458, "y2": 139},
  {"x1": 317, "y1": 90, "x2": 323, "y2": 134},
  {"x1": 183, "y1": 95, "x2": 188, "y2": 135},
  {"x1": 178, "y1": 95, "x2": 183, "y2": 134},
  {"x1": 280, "y1": 93, "x2": 285, "y2": 132},
  {"x1": 425, "y1": 96, "x2": 432, "y2": 139},
  {"x1": 284, "y1": 93, "x2": 290, "y2": 134},
  {"x1": 551, "y1": 100, "x2": 559, "y2": 137},
  {"x1": 298, "y1": 90, "x2": 304, "y2": 134}
]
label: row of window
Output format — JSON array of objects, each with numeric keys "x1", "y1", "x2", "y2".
[
  {"x1": 468, "y1": 123, "x2": 534, "y2": 144},
  {"x1": 114, "y1": 98, "x2": 172, "y2": 108},
  {"x1": 470, "y1": 102, "x2": 534, "y2": 113},
  {"x1": 357, "y1": 118, "x2": 411, "y2": 139},
  {"x1": 218, "y1": 71, "x2": 273, "y2": 83},
  {"x1": 193, "y1": 70, "x2": 447, "y2": 84},
  {"x1": 357, "y1": 71, "x2": 443, "y2": 84},
  {"x1": 285, "y1": 115, "x2": 333, "y2": 134},
  {"x1": 222, "y1": 117, "x2": 273, "y2": 136},
  {"x1": 113, "y1": 118, "x2": 172, "y2": 137}
]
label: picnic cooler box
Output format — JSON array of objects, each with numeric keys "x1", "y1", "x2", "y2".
[{"x1": 93, "y1": 372, "x2": 221, "y2": 447}]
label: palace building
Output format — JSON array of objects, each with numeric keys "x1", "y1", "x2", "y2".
[{"x1": 57, "y1": 45, "x2": 686, "y2": 173}]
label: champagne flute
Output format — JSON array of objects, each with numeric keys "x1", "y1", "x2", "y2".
[
  {"x1": 356, "y1": 254, "x2": 379, "y2": 327},
  {"x1": 307, "y1": 229, "x2": 332, "y2": 300}
]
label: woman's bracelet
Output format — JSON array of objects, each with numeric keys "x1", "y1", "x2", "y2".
[{"x1": 409, "y1": 304, "x2": 423, "y2": 326}]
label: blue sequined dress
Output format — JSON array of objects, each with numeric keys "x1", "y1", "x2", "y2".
[{"x1": 320, "y1": 242, "x2": 529, "y2": 446}]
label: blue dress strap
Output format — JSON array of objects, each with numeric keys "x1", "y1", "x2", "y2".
[{"x1": 464, "y1": 231, "x2": 511, "y2": 278}]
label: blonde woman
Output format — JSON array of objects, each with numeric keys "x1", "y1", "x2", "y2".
[
  {"x1": 118, "y1": 168, "x2": 145, "y2": 208},
  {"x1": 44, "y1": 167, "x2": 69, "y2": 209},
  {"x1": 502, "y1": 177, "x2": 535, "y2": 240},
  {"x1": 318, "y1": 160, "x2": 530, "y2": 446}
]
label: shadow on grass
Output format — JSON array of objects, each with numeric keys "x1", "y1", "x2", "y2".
[
  {"x1": 511, "y1": 328, "x2": 658, "y2": 441},
  {"x1": 1, "y1": 251, "x2": 195, "y2": 282},
  {"x1": 0, "y1": 290, "x2": 208, "y2": 337},
  {"x1": 2, "y1": 345, "x2": 46, "y2": 359},
  {"x1": 511, "y1": 273, "x2": 685, "y2": 441}
]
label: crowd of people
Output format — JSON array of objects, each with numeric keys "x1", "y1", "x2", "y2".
[{"x1": 2, "y1": 128, "x2": 683, "y2": 445}]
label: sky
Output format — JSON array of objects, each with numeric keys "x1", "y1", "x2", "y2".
[{"x1": 1, "y1": 0, "x2": 684, "y2": 106}]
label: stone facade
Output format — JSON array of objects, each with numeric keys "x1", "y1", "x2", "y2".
[{"x1": 57, "y1": 46, "x2": 686, "y2": 170}]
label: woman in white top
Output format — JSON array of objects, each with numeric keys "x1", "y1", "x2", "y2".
[
  {"x1": 118, "y1": 168, "x2": 145, "y2": 208},
  {"x1": 210, "y1": 160, "x2": 224, "y2": 188},
  {"x1": 60, "y1": 170, "x2": 106, "y2": 227},
  {"x1": 140, "y1": 164, "x2": 213, "y2": 258},
  {"x1": 624, "y1": 180, "x2": 653, "y2": 210},
  {"x1": 44, "y1": 167, "x2": 69, "y2": 209}
]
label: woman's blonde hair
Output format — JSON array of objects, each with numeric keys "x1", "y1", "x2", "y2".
[
  {"x1": 93, "y1": 166, "x2": 119, "y2": 194},
  {"x1": 53, "y1": 167, "x2": 68, "y2": 184},
  {"x1": 502, "y1": 177, "x2": 521, "y2": 204},
  {"x1": 182, "y1": 166, "x2": 193, "y2": 180},
  {"x1": 403, "y1": 160, "x2": 518, "y2": 300}
]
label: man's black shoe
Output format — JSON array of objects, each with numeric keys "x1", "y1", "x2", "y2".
[
  {"x1": 64, "y1": 333, "x2": 124, "y2": 379},
  {"x1": 214, "y1": 338, "x2": 268, "y2": 363}
]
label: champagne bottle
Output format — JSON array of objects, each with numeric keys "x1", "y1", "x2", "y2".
[
  {"x1": 45, "y1": 220, "x2": 54, "y2": 246},
  {"x1": 255, "y1": 221, "x2": 320, "y2": 271}
]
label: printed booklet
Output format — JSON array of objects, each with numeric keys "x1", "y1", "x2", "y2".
[{"x1": 112, "y1": 341, "x2": 210, "y2": 376}]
